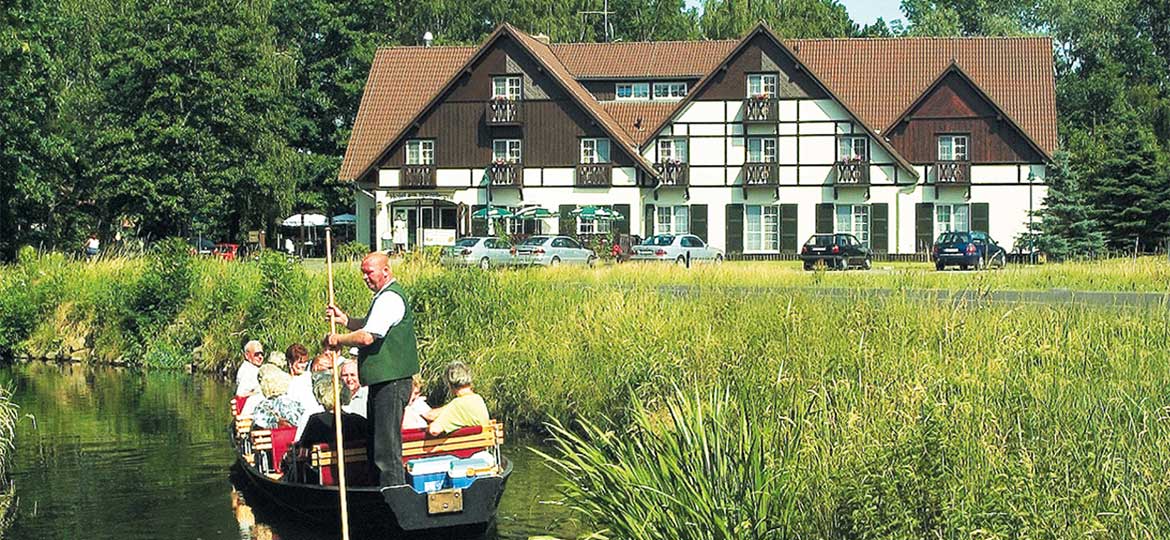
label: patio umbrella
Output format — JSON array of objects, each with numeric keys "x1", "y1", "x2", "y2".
[
  {"x1": 513, "y1": 207, "x2": 555, "y2": 220},
  {"x1": 331, "y1": 213, "x2": 357, "y2": 225},
  {"x1": 281, "y1": 213, "x2": 328, "y2": 227},
  {"x1": 471, "y1": 206, "x2": 513, "y2": 220},
  {"x1": 571, "y1": 205, "x2": 626, "y2": 221}
]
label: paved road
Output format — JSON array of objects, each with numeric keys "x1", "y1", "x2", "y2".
[{"x1": 651, "y1": 284, "x2": 1170, "y2": 309}]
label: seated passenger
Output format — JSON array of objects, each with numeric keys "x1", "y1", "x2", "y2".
[
  {"x1": 401, "y1": 374, "x2": 430, "y2": 430},
  {"x1": 283, "y1": 376, "x2": 369, "y2": 483},
  {"x1": 340, "y1": 360, "x2": 368, "y2": 418},
  {"x1": 285, "y1": 343, "x2": 322, "y2": 416},
  {"x1": 235, "y1": 340, "x2": 264, "y2": 415},
  {"x1": 424, "y1": 362, "x2": 489, "y2": 436},
  {"x1": 251, "y1": 365, "x2": 305, "y2": 430}
]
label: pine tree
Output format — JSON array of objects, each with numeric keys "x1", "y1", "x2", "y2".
[
  {"x1": 1086, "y1": 123, "x2": 1170, "y2": 251},
  {"x1": 1017, "y1": 151, "x2": 1106, "y2": 259}
]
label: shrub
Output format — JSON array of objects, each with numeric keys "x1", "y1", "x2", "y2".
[{"x1": 334, "y1": 241, "x2": 369, "y2": 262}]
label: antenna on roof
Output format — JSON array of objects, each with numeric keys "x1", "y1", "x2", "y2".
[
  {"x1": 578, "y1": 0, "x2": 615, "y2": 42},
  {"x1": 423, "y1": 31, "x2": 434, "y2": 47}
]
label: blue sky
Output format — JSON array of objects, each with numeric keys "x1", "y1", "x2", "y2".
[{"x1": 683, "y1": 0, "x2": 905, "y2": 27}]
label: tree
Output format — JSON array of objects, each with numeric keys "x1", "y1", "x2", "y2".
[
  {"x1": 1017, "y1": 151, "x2": 1106, "y2": 259},
  {"x1": 700, "y1": 0, "x2": 855, "y2": 40},
  {"x1": 1081, "y1": 123, "x2": 1170, "y2": 251}
]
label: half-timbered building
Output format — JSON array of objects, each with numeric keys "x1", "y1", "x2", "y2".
[{"x1": 340, "y1": 23, "x2": 1056, "y2": 257}]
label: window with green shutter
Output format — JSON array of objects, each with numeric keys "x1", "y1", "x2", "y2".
[
  {"x1": 725, "y1": 204, "x2": 744, "y2": 254},
  {"x1": 871, "y1": 203, "x2": 889, "y2": 253},
  {"x1": 780, "y1": 204, "x2": 798, "y2": 252},
  {"x1": 916, "y1": 203, "x2": 934, "y2": 253},
  {"x1": 690, "y1": 205, "x2": 708, "y2": 243}
]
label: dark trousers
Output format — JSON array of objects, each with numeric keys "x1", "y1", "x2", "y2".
[{"x1": 366, "y1": 377, "x2": 412, "y2": 487}]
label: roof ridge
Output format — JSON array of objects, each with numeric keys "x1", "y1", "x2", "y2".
[
  {"x1": 789, "y1": 36, "x2": 1052, "y2": 42},
  {"x1": 550, "y1": 38, "x2": 740, "y2": 46}
]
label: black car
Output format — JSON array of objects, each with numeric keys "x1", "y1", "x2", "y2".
[
  {"x1": 800, "y1": 233, "x2": 871, "y2": 270},
  {"x1": 932, "y1": 231, "x2": 1007, "y2": 271}
]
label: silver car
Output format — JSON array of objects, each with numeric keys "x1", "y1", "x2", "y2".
[
  {"x1": 515, "y1": 235, "x2": 597, "y2": 267},
  {"x1": 629, "y1": 234, "x2": 724, "y2": 265},
  {"x1": 440, "y1": 236, "x2": 516, "y2": 269}
]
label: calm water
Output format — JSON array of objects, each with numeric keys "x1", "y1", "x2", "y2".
[{"x1": 1, "y1": 363, "x2": 579, "y2": 540}]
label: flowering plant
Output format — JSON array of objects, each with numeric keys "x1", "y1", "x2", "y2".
[{"x1": 750, "y1": 93, "x2": 771, "y2": 100}]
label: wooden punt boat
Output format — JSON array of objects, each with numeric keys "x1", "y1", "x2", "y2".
[{"x1": 229, "y1": 409, "x2": 511, "y2": 535}]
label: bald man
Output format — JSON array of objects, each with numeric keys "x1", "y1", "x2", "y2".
[{"x1": 325, "y1": 252, "x2": 419, "y2": 487}]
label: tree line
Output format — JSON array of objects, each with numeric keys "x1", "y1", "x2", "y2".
[{"x1": 2, "y1": 0, "x2": 1168, "y2": 260}]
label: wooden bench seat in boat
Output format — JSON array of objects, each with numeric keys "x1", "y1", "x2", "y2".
[
  {"x1": 401, "y1": 421, "x2": 505, "y2": 462},
  {"x1": 309, "y1": 441, "x2": 370, "y2": 486},
  {"x1": 250, "y1": 426, "x2": 298, "y2": 478}
]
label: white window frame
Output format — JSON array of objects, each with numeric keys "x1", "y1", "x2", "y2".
[
  {"x1": 747, "y1": 74, "x2": 778, "y2": 98},
  {"x1": 838, "y1": 136, "x2": 868, "y2": 161},
  {"x1": 745, "y1": 205, "x2": 779, "y2": 253},
  {"x1": 492, "y1": 76, "x2": 522, "y2": 100},
  {"x1": 654, "y1": 206, "x2": 690, "y2": 235},
  {"x1": 935, "y1": 204, "x2": 970, "y2": 236},
  {"x1": 405, "y1": 140, "x2": 434, "y2": 165},
  {"x1": 657, "y1": 138, "x2": 688, "y2": 163},
  {"x1": 747, "y1": 138, "x2": 777, "y2": 163},
  {"x1": 577, "y1": 217, "x2": 612, "y2": 235},
  {"x1": 580, "y1": 138, "x2": 611, "y2": 164},
  {"x1": 492, "y1": 139, "x2": 522, "y2": 163},
  {"x1": 615, "y1": 82, "x2": 650, "y2": 100},
  {"x1": 835, "y1": 204, "x2": 871, "y2": 247},
  {"x1": 652, "y1": 82, "x2": 687, "y2": 99},
  {"x1": 938, "y1": 135, "x2": 969, "y2": 161}
]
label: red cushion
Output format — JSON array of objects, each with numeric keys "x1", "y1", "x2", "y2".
[
  {"x1": 231, "y1": 397, "x2": 246, "y2": 416},
  {"x1": 269, "y1": 426, "x2": 297, "y2": 474}
]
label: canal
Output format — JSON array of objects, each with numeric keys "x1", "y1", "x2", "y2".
[{"x1": 2, "y1": 362, "x2": 578, "y2": 539}]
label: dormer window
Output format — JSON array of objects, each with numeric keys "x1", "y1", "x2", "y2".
[
  {"x1": 838, "y1": 136, "x2": 868, "y2": 161},
  {"x1": 747, "y1": 74, "x2": 778, "y2": 97},
  {"x1": 938, "y1": 135, "x2": 969, "y2": 161},
  {"x1": 581, "y1": 138, "x2": 611, "y2": 163},
  {"x1": 492, "y1": 76, "x2": 521, "y2": 100},
  {"x1": 405, "y1": 140, "x2": 434, "y2": 165},
  {"x1": 652, "y1": 82, "x2": 687, "y2": 99},
  {"x1": 616, "y1": 83, "x2": 649, "y2": 100}
]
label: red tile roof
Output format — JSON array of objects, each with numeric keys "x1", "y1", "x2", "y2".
[
  {"x1": 549, "y1": 40, "x2": 738, "y2": 78},
  {"x1": 339, "y1": 46, "x2": 475, "y2": 181},
  {"x1": 790, "y1": 37, "x2": 1058, "y2": 157},
  {"x1": 340, "y1": 25, "x2": 1057, "y2": 181}
]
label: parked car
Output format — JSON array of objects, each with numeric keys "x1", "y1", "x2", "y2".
[
  {"x1": 514, "y1": 235, "x2": 597, "y2": 267},
  {"x1": 188, "y1": 237, "x2": 215, "y2": 256},
  {"x1": 800, "y1": 233, "x2": 872, "y2": 270},
  {"x1": 629, "y1": 234, "x2": 724, "y2": 265},
  {"x1": 932, "y1": 231, "x2": 1006, "y2": 271},
  {"x1": 213, "y1": 243, "x2": 239, "y2": 261},
  {"x1": 440, "y1": 236, "x2": 515, "y2": 269}
]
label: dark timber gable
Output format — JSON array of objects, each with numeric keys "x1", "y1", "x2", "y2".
[
  {"x1": 690, "y1": 34, "x2": 825, "y2": 101},
  {"x1": 886, "y1": 65, "x2": 1049, "y2": 164},
  {"x1": 379, "y1": 35, "x2": 636, "y2": 170}
]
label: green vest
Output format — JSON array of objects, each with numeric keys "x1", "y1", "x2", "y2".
[{"x1": 357, "y1": 281, "x2": 419, "y2": 385}]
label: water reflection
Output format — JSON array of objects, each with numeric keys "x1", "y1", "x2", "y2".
[{"x1": 2, "y1": 363, "x2": 579, "y2": 540}]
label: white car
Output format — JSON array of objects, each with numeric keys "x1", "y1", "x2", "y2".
[
  {"x1": 440, "y1": 237, "x2": 516, "y2": 269},
  {"x1": 629, "y1": 234, "x2": 724, "y2": 265},
  {"x1": 514, "y1": 236, "x2": 597, "y2": 267}
]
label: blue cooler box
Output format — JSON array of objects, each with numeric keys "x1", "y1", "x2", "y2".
[
  {"x1": 447, "y1": 456, "x2": 495, "y2": 489},
  {"x1": 406, "y1": 455, "x2": 457, "y2": 493}
]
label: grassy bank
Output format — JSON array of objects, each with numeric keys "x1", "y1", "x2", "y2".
[{"x1": 1, "y1": 249, "x2": 1168, "y2": 536}]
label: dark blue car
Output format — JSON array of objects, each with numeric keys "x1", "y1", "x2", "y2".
[{"x1": 932, "y1": 231, "x2": 1006, "y2": 271}]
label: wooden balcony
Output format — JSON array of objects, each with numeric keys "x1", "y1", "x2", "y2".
[
  {"x1": 743, "y1": 162, "x2": 779, "y2": 198},
  {"x1": 485, "y1": 99, "x2": 523, "y2": 126},
  {"x1": 742, "y1": 97, "x2": 779, "y2": 123},
  {"x1": 401, "y1": 164, "x2": 436, "y2": 188},
  {"x1": 488, "y1": 162, "x2": 523, "y2": 187},
  {"x1": 833, "y1": 160, "x2": 870, "y2": 199},
  {"x1": 575, "y1": 163, "x2": 612, "y2": 187},
  {"x1": 933, "y1": 161, "x2": 972, "y2": 198},
  {"x1": 649, "y1": 161, "x2": 690, "y2": 200}
]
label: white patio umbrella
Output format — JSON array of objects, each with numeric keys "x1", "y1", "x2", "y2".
[{"x1": 282, "y1": 213, "x2": 328, "y2": 227}]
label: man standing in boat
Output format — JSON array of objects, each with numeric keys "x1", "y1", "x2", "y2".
[{"x1": 324, "y1": 252, "x2": 419, "y2": 488}]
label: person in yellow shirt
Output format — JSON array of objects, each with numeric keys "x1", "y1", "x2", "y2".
[{"x1": 424, "y1": 362, "x2": 489, "y2": 436}]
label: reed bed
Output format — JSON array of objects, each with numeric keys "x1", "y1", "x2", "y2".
[{"x1": 1, "y1": 251, "x2": 1167, "y2": 536}]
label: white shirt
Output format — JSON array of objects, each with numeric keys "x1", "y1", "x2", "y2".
[
  {"x1": 235, "y1": 361, "x2": 260, "y2": 396},
  {"x1": 361, "y1": 281, "x2": 406, "y2": 338},
  {"x1": 343, "y1": 386, "x2": 368, "y2": 418},
  {"x1": 287, "y1": 372, "x2": 315, "y2": 410},
  {"x1": 402, "y1": 396, "x2": 431, "y2": 430}
]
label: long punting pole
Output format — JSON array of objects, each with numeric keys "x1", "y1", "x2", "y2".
[{"x1": 325, "y1": 226, "x2": 350, "y2": 540}]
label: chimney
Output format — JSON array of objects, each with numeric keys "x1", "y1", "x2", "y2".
[{"x1": 532, "y1": 33, "x2": 551, "y2": 45}]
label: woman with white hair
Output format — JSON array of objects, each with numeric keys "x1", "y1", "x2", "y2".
[{"x1": 251, "y1": 365, "x2": 305, "y2": 429}]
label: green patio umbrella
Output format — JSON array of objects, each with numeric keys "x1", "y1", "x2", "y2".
[
  {"x1": 471, "y1": 206, "x2": 513, "y2": 220},
  {"x1": 513, "y1": 207, "x2": 555, "y2": 220},
  {"x1": 571, "y1": 205, "x2": 626, "y2": 221}
]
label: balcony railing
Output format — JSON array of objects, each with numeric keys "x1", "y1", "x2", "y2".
[
  {"x1": 488, "y1": 162, "x2": 523, "y2": 187},
  {"x1": 651, "y1": 161, "x2": 689, "y2": 187},
  {"x1": 401, "y1": 164, "x2": 436, "y2": 188},
  {"x1": 575, "y1": 162, "x2": 612, "y2": 187},
  {"x1": 743, "y1": 96, "x2": 779, "y2": 123},
  {"x1": 486, "y1": 99, "x2": 523, "y2": 126},
  {"x1": 743, "y1": 162, "x2": 780, "y2": 185},
  {"x1": 934, "y1": 161, "x2": 971, "y2": 184},
  {"x1": 834, "y1": 159, "x2": 870, "y2": 199}
]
